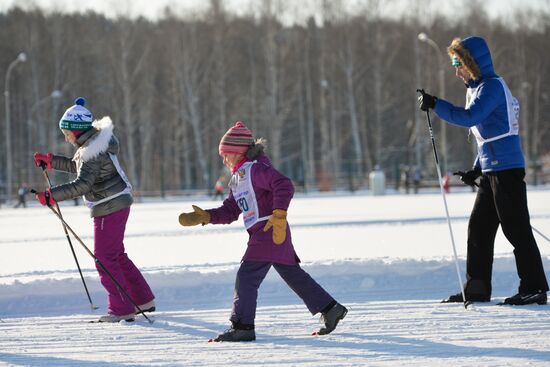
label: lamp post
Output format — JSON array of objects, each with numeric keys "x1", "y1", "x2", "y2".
[
  {"x1": 414, "y1": 36, "x2": 423, "y2": 173},
  {"x1": 418, "y1": 33, "x2": 447, "y2": 173},
  {"x1": 26, "y1": 90, "x2": 63, "y2": 183},
  {"x1": 4, "y1": 52, "x2": 27, "y2": 203}
]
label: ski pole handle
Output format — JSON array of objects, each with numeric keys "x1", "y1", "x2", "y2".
[{"x1": 32, "y1": 188, "x2": 59, "y2": 207}]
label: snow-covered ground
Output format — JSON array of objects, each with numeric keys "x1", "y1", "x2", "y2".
[{"x1": 1, "y1": 187, "x2": 550, "y2": 366}]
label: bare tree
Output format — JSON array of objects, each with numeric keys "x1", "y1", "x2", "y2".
[
  {"x1": 108, "y1": 19, "x2": 151, "y2": 190},
  {"x1": 1, "y1": 4, "x2": 549, "y2": 196},
  {"x1": 171, "y1": 20, "x2": 213, "y2": 188}
]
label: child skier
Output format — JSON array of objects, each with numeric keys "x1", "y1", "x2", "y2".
[
  {"x1": 178, "y1": 121, "x2": 347, "y2": 342},
  {"x1": 33, "y1": 97, "x2": 155, "y2": 322}
]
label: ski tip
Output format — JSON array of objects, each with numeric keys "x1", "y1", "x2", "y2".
[
  {"x1": 311, "y1": 331, "x2": 318, "y2": 336},
  {"x1": 208, "y1": 338, "x2": 218, "y2": 343}
]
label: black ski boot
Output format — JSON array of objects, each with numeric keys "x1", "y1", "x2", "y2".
[
  {"x1": 211, "y1": 322, "x2": 256, "y2": 342},
  {"x1": 315, "y1": 302, "x2": 348, "y2": 335},
  {"x1": 441, "y1": 279, "x2": 491, "y2": 303},
  {"x1": 441, "y1": 292, "x2": 490, "y2": 303},
  {"x1": 498, "y1": 291, "x2": 547, "y2": 306}
]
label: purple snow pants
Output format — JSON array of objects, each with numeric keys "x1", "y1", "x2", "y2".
[
  {"x1": 230, "y1": 261, "x2": 334, "y2": 325},
  {"x1": 94, "y1": 207, "x2": 154, "y2": 316}
]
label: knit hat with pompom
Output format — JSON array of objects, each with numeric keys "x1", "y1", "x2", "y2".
[
  {"x1": 59, "y1": 97, "x2": 93, "y2": 132},
  {"x1": 218, "y1": 121, "x2": 254, "y2": 156}
]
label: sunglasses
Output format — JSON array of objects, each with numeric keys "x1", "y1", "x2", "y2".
[{"x1": 451, "y1": 55, "x2": 462, "y2": 68}]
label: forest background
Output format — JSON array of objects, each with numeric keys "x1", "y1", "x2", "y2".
[{"x1": 0, "y1": 0, "x2": 549, "y2": 199}]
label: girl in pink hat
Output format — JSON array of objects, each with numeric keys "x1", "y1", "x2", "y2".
[{"x1": 178, "y1": 121, "x2": 347, "y2": 342}]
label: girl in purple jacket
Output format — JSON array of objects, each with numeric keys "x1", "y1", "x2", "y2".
[{"x1": 178, "y1": 121, "x2": 347, "y2": 342}]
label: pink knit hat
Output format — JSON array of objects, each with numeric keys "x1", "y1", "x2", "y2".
[{"x1": 218, "y1": 121, "x2": 254, "y2": 156}]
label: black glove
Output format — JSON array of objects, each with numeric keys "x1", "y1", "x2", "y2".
[
  {"x1": 453, "y1": 168, "x2": 482, "y2": 187},
  {"x1": 418, "y1": 92, "x2": 438, "y2": 111}
]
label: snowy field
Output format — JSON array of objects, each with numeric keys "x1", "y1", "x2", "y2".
[{"x1": 1, "y1": 187, "x2": 550, "y2": 366}]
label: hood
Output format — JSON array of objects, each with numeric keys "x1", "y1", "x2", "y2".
[
  {"x1": 254, "y1": 152, "x2": 272, "y2": 166},
  {"x1": 73, "y1": 116, "x2": 117, "y2": 163},
  {"x1": 447, "y1": 36, "x2": 496, "y2": 82}
]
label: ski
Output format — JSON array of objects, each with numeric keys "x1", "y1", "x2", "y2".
[
  {"x1": 88, "y1": 314, "x2": 155, "y2": 323},
  {"x1": 88, "y1": 318, "x2": 135, "y2": 324}
]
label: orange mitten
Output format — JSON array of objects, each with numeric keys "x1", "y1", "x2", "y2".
[
  {"x1": 178, "y1": 205, "x2": 210, "y2": 226},
  {"x1": 263, "y1": 209, "x2": 287, "y2": 245}
]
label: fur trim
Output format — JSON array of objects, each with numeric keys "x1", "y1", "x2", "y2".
[
  {"x1": 73, "y1": 116, "x2": 114, "y2": 163},
  {"x1": 246, "y1": 138, "x2": 267, "y2": 160},
  {"x1": 447, "y1": 38, "x2": 481, "y2": 80}
]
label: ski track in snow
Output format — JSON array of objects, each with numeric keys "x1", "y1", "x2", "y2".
[
  {"x1": 1, "y1": 301, "x2": 550, "y2": 366},
  {"x1": 1, "y1": 189, "x2": 550, "y2": 366},
  {"x1": 3, "y1": 214, "x2": 550, "y2": 245}
]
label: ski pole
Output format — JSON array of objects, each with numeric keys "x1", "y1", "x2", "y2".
[
  {"x1": 31, "y1": 190, "x2": 153, "y2": 324},
  {"x1": 417, "y1": 89, "x2": 468, "y2": 309},
  {"x1": 38, "y1": 165, "x2": 98, "y2": 311},
  {"x1": 468, "y1": 181, "x2": 549, "y2": 245},
  {"x1": 532, "y1": 226, "x2": 550, "y2": 244}
]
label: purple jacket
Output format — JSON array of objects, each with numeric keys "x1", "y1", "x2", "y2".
[{"x1": 207, "y1": 154, "x2": 300, "y2": 265}]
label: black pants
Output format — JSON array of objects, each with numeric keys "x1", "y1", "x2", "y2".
[{"x1": 466, "y1": 168, "x2": 548, "y2": 295}]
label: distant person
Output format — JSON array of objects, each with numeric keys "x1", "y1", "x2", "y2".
[
  {"x1": 14, "y1": 183, "x2": 29, "y2": 208},
  {"x1": 33, "y1": 97, "x2": 156, "y2": 321},
  {"x1": 212, "y1": 175, "x2": 225, "y2": 200},
  {"x1": 178, "y1": 121, "x2": 347, "y2": 342},
  {"x1": 412, "y1": 166, "x2": 422, "y2": 194},
  {"x1": 418, "y1": 36, "x2": 548, "y2": 305},
  {"x1": 401, "y1": 166, "x2": 410, "y2": 194},
  {"x1": 442, "y1": 173, "x2": 451, "y2": 194}
]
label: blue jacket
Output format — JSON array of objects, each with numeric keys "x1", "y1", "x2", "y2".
[{"x1": 434, "y1": 36, "x2": 525, "y2": 172}]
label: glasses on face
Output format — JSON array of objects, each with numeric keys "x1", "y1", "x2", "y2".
[{"x1": 451, "y1": 55, "x2": 462, "y2": 68}]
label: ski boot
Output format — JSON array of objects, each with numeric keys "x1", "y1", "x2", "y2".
[
  {"x1": 135, "y1": 300, "x2": 156, "y2": 314},
  {"x1": 97, "y1": 313, "x2": 135, "y2": 323},
  {"x1": 498, "y1": 291, "x2": 547, "y2": 306},
  {"x1": 315, "y1": 302, "x2": 347, "y2": 335},
  {"x1": 210, "y1": 322, "x2": 256, "y2": 342},
  {"x1": 441, "y1": 279, "x2": 491, "y2": 303},
  {"x1": 441, "y1": 292, "x2": 490, "y2": 303}
]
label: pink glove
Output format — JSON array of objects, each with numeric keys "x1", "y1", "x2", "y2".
[
  {"x1": 35, "y1": 189, "x2": 56, "y2": 206},
  {"x1": 33, "y1": 152, "x2": 53, "y2": 171}
]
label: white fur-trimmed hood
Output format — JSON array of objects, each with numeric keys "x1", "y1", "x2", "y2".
[{"x1": 73, "y1": 116, "x2": 115, "y2": 163}]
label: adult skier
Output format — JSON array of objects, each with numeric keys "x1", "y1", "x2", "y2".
[{"x1": 418, "y1": 36, "x2": 548, "y2": 305}]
